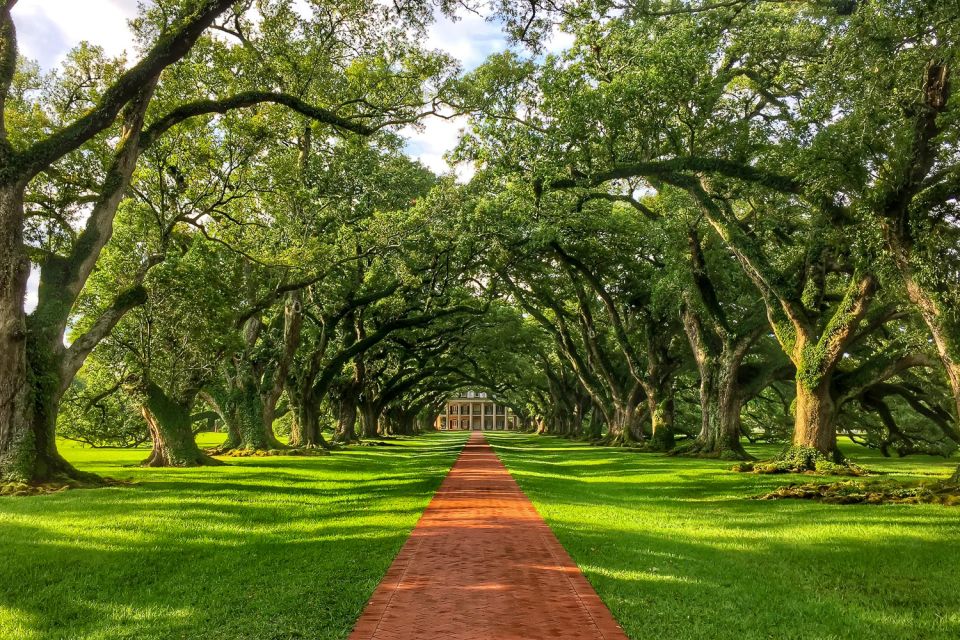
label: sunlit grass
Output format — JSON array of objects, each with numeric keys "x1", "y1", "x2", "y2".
[
  {"x1": 488, "y1": 433, "x2": 960, "y2": 640},
  {"x1": 0, "y1": 432, "x2": 466, "y2": 640}
]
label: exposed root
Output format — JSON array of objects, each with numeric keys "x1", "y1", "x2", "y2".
[
  {"x1": 205, "y1": 445, "x2": 331, "y2": 457},
  {"x1": 756, "y1": 480, "x2": 960, "y2": 506},
  {"x1": 670, "y1": 441, "x2": 754, "y2": 461},
  {"x1": 140, "y1": 452, "x2": 225, "y2": 467},
  {"x1": 284, "y1": 446, "x2": 331, "y2": 456},
  {"x1": 1, "y1": 475, "x2": 131, "y2": 497},
  {"x1": 218, "y1": 447, "x2": 287, "y2": 458},
  {"x1": 732, "y1": 446, "x2": 868, "y2": 476}
]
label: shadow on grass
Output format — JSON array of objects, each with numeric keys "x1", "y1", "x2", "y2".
[
  {"x1": 0, "y1": 432, "x2": 467, "y2": 640},
  {"x1": 488, "y1": 432, "x2": 960, "y2": 640}
]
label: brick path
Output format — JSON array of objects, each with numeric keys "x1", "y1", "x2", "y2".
[{"x1": 349, "y1": 432, "x2": 629, "y2": 640}]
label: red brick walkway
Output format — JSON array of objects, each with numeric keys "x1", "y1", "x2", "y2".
[{"x1": 349, "y1": 432, "x2": 629, "y2": 640}]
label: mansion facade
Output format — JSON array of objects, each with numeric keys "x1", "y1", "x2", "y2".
[{"x1": 436, "y1": 391, "x2": 519, "y2": 431}]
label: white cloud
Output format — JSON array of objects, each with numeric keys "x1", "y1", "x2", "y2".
[
  {"x1": 11, "y1": 0, "x2": 142, "y2": 70},
  {"x1": 401, "y1": 114, "x2": 477, "y2": 183},
  {"x1": 546, "y1": 26, "x2": 576, "y2": 55},
  {"x1": 426, "y1": 10, "x2": 505, "y2": 72}
]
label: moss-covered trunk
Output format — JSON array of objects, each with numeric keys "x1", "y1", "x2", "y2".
[
  {"x1": 288, "y1": 389, "x2": 328, "y2": 448},
  {"x1": 646, "y1": 385, "x2": 675, "y2": 451},
  {"x1": 1, "y1": 268, "x2": 91, "y2": 485},
  {"x1": 685, "y1": 353, "x2": 750, "y2": 460},
  {"x1": 141, "y1": 383, "x2": 221, "y2": 467},
  {"x1": 0, "y1": 183, "x2": 82, "y2": 485},
  {"x1": 606, "y1": 401, "x2": 642, "y2": 446},
  {"x1": 791, "y1": 377, "x2": 839, "y2": 454},
  {"x1": 0, "y1": 181, "x2": 33, "y2": 483},
  {"x1": 216, "y1": 376, "x2": 283, "y2": 453}
]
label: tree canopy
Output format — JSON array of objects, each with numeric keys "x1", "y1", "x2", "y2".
[{"x1": 0, "y1": 0, "x2": 958, "y2": 488}]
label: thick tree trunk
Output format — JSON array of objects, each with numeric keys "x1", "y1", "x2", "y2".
[
  {"x1": 288, "y1": 391, "x2": 329, "y2": 448},
  {"x1": 360, "y1": 401, "x2": 381, "y2": 439},
  {"x1": 647, "y1": 388, "x2": 676, "y2": 451},
  {"x1": 683, "y1": 354, "x2": 751, "y2": 460},
  {"x1": 607, "y1": 402, "x2": 642, "y2": 446},
  {"x1": 214, "y1": 376, "x2": 284, "y2": 453},
  {"x1": 141, "y1": 384, "x2": 221, "y2": 467},
  {"x1": 0, "y1": 183, "x2": 89, "y2": 484},
  {"x1": 387, "y1": 410, "x2": 416, "y2": 436},
  {"x1": 0, "y1": 182, "x2": 31, "y2": 482},
  {"x1": 334, "y1": 400, "x2": 359, "y2": 443},
  {"x1": 791, "y1": 379, "x2": 839, "y2": 455}
]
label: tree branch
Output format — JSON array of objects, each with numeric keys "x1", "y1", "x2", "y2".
[
  {"x1": 16, "y1": 0, "x2": 239, "y2": 182},
  {"x1": 140, "y1": 91, "x2": 378, "y2": 149}
]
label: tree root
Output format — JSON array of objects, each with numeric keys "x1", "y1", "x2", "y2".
[
  {"x1": 1, "y1": 475, "x2": 131, "y2": 497},
  {"x1": 756, "y1": 480, "x2": 960, "y2": 506},
  {"x1": 284, "y1": 446, "x2": 331, "y2": 456},
  {"x1": 732, "y1": 446, "x2": 868, "y2": 476},
  {"x1": 670, "y1": 441, "x2": 754, "y2": 461},
  {"x1": 140, "y1": 452, "x2": 225, "y2": 467},
  {"x1": 205, "y1": 445, "x2": 331, "y2": 457}
]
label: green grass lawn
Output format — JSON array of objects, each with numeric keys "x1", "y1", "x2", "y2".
[
  {"x1": 0, "y1": 431, "x2": 466, "y2": 640},
  {"x1": 487, "y1": 433, "x2": 960, "y2": 640}
]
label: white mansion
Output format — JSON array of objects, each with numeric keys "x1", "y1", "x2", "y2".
[{"x1": 436, "y1": 391, "x2": 519, "y2": 431}]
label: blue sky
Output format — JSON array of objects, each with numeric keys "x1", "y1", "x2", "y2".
[{"x1": 12, "y1": 0, "x2": 566, "y2": 311}]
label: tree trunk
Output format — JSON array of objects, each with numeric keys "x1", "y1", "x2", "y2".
[
  {"x1": 683, "y1": 353, "x2": 751, "y2": 460},
  {"x1": 607, "y1": 402, "x2": 642, "y2": 446},
  {"x1": 334, "y1": 400, "x2": 358, "y2": 443},
  {"x1": 899, "y1": 268, "x2": 960, "y2": 432},
  {"x1": 0, "y1": 182, "x2": 89, "y2": 485},
  {"x1": 0, "y1": 181, "x2": 32, "y2": 482},
  {"x1": 288, "y1": 392, "x2": 328, "y2": 448},
  {"x1": 141, "y1": 384, "x2": 221, "y2": 467},
  {"x1": 388, "y1": 410, "x2": 416, "y2": 436},
  {"x1": 360, "y1": 401, "x2": 381, "y2": 439},
  {"x1": 792, "y1": 378, "x2": 839, "y2": 455},
  {"x1": 647, "y1": 387, "x2": 676, "y2": 451},
  {"x1": 214, "y1": 376, "x2": 284, "y2": 453},
  {"x1": 586, "y1": 405, "x2": 604, "y2": 440}
]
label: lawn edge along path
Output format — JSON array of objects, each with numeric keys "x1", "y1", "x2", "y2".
[{"x1": 348, "y1": 432, "x2": 629, "y2": 640}]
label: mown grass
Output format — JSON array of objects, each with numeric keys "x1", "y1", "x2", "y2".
[
  {"x1": 0, "y1": 431, "x2": 466, "y2": 640},
  {"x1": 488, "y1": 433, "x2": 960, "y2": 640}
]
